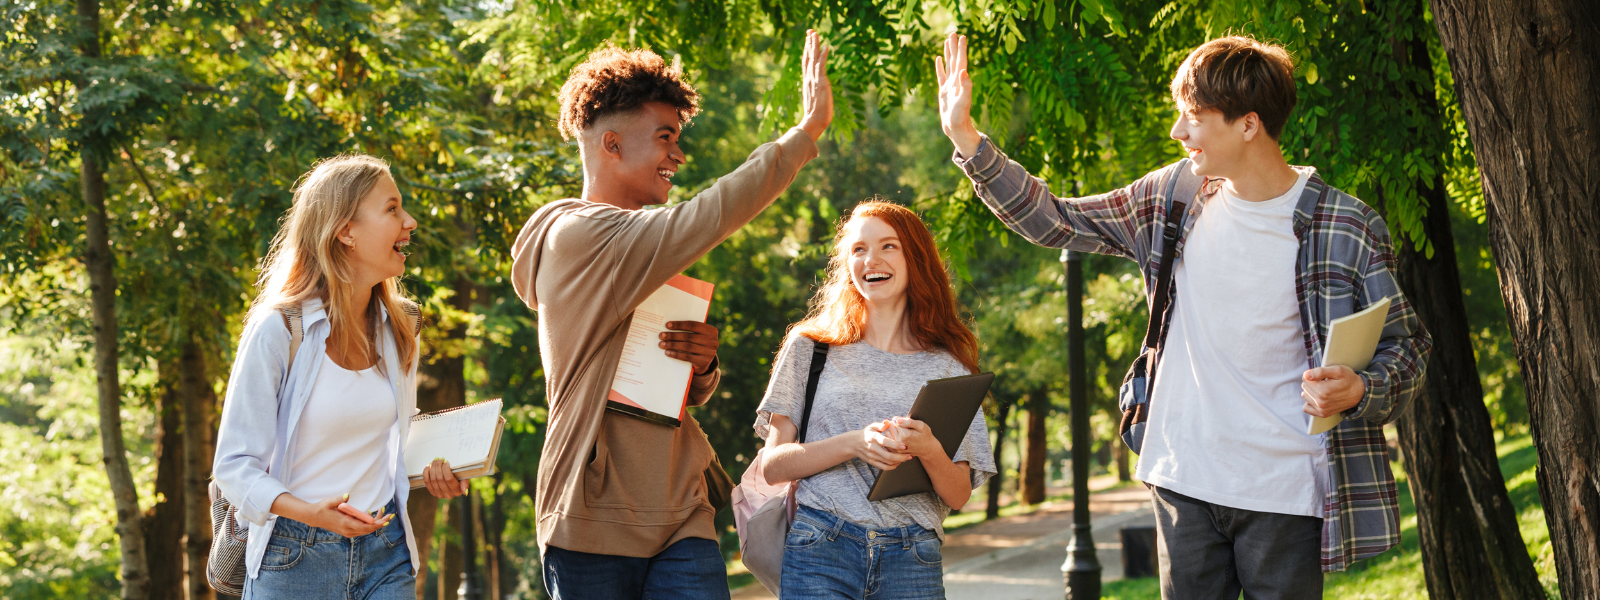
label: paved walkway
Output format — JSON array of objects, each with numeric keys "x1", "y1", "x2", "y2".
[{"x1": 732, "y1": 480, "x2": 1155, "y2": 600}]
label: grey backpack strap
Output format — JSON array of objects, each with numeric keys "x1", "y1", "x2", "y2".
[
  {"x1": 1167, "y1": 158, "x2": 1206, "y2": 221},
  {"x1": 280, "y1": 306, "x2": 304, "y2": 367},
  {"x1": 1145, "y1": 159, "x2": 1205, "y2": 349},
  {"x1": 401, "y1": 301, "x2": 422, "y2": 336}
]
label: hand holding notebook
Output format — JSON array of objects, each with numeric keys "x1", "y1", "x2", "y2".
[
  {"x1": 404, "y1": 399, "x2": 505, "y2": 489},
  {"x1": 1306, "y1": 297, "x2": 1392, "y2": 435}
]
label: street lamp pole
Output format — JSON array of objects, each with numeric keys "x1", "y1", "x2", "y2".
[{"x1": 1061, "y1": 249, "x2": 1102, "y2": 599}]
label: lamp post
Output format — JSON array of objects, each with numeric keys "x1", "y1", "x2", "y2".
[
  {"x1": 458, "y1": 494, "x2": 484, "y2": 600},
  {"x1": 1061, "y1": 249, "x2": 1102, "y2": 599}
]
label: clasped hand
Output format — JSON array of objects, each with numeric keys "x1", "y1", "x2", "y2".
[{"x1": 858, "y1": 417, "x2": 944, "y2": 471}]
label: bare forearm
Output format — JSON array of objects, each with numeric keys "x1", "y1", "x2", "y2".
[
  {"x1": 922, "y1": 452, "x2": 973, "y2": 510},
  {"x1": 762, "y1": 432, "x2": 858, "y2": 484},
  {"x1": 270, "y1": 492, "x2": 313, "y2": 522}
]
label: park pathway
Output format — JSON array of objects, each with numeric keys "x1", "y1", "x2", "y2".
[{"x1": 731, "y1": 478, "x2": 1156, "y2": 600}]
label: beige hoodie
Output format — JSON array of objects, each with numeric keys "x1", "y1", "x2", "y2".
[{"x1": 511, "y1": 128, "x2": 819, "y2": 557}]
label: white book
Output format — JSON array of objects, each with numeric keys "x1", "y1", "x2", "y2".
[
  {"x1": 606, "y1": 274, "x2": 715, "y2": 427},
  {"x1": 404, "y1": 399, "x2": 505, "y2": 488},
  {"x1": 1308, "y1": 297, "x2": 1392, "y2": 435}
]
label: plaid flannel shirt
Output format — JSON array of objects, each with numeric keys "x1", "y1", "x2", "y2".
[{"x1": 954, "y1": 136, "x2": 1431, "y2": 572}]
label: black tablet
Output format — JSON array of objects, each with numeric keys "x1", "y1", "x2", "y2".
[{"x1": 866, "y1": 372, "x2": 995, "y2": 502}]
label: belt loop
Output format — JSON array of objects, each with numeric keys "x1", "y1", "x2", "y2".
[{"x1": 829, "y1": 511, "x2": 846, "y2": 541}]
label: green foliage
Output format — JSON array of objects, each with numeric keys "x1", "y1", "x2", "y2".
[
  {"x1": 0, "y1": 0, "x2": 1532, "y2": 596},
  {"x1": 0, "y1": 273, "x2": 158, "y2": 598}
]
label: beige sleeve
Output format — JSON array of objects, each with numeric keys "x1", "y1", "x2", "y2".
[{"x1": 599, "y1": 128, "x2": 819, "y2": 316}]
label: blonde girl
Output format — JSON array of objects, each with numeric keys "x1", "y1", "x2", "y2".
[{"x1": 214, "y1": 155, "x2": 465, "y2": 598}]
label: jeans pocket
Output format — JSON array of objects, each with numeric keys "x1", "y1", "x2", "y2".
[
  {"x1": 784, "y1": 519, "x2": 823, "y2": 550},
  {"x1": 382, "y1": 518, "x2": 406, "y2": 549},
  {"x1": 260, "y1": 539, "x2": 304, "y2": 572},
  {"x1": 910, "y1": 537, "x2": 942, "y2": 568}
]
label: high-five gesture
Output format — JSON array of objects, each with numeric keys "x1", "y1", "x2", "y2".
[
  {"x1": 935, "y1": 32, "x2": 982, "y2": 157},
  {"x1": 798, "y1": 29, "x2": 834, "y2": 142}
]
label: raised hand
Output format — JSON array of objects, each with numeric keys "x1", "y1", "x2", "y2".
[
  {"x1": 935, "y1": 32, "x2": 982, "y2": 157},
  {"x1": 798, "y1": 29, "x2": 834, "y2": 142}
]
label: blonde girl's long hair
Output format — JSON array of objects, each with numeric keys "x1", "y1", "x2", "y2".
[{"x1": 248, "y1": 154, "x2": 418, "y2": 373}]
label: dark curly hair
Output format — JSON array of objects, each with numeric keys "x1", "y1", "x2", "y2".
[{"x1": 558, "y1": 45, "x2": 701, "y2": 141}]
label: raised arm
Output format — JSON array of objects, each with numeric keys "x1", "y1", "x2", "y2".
[
  {"x1": 936, "y1": 32, "x2": 982, "y2": 158},
  {"x1": 607, "y1": 29, "x2": 834, "y2": 312},
  {"x1": 936, "y1": 32, "x2": 1166, "y2": 262}
]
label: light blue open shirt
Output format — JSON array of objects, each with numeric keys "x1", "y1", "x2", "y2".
[{"x1": 213, "y1": 298, "x2": 421, "y2": 579}]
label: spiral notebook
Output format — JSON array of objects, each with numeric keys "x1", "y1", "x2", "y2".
[{"x1": 404, "y1": 399, "x2": 505, "y2": 489}]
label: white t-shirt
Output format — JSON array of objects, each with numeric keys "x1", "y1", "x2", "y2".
[
  {"x1": 1134, "y1": 168, "x2": 1331, "y2": 518},
  {"x1": 284, "y1": 352, "x2": 400, "y2": 513}
]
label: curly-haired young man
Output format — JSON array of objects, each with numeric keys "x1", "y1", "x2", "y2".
[
  {"x1": 510, "y1": 31, "x2": 833, "y2": 600},
  {"x1": 935, "y1": 34, "x2": 1431, "y2": 598}
]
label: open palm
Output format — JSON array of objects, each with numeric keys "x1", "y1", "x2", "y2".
[
  {"x1": 935, "y1": 32, "x2": 981, "y2": 157},
  {"x1": 798, "y1": 29, "x2": 834, "y2": 142}
]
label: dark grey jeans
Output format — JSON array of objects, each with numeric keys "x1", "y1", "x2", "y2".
[{"x1": 1150, "y1": 486, "x2": 1322, "y2": 600}]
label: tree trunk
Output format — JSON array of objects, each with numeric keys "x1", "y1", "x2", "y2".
[
  {"x1": 410, "y1": 277, "x2": 473, "y2": 598},
  {"x1": 408, "y1": 331, "x2": 468, "y2": 600},
  {"x1": 1375, "y1": 5, "x2": 1548, "y2": 596},
  {"x1": 488, "y1": 473, "x2": 515, "y2": 598},
  {"x1": 1428, "y1": 1, "x2": 1600, "y2": 597},
  {"x1": 181, "y1": 337, "x2": 217, "y2": 600},
  {"x1": 76, "y1": 0, "x2": 148, "y2": 596},
  {"x1": 144, "y1": 376, "x2": 186, "y2": 598},
  {"x1": 83, "y1": 145, "x2": 150, "y2": 600},
  {"x1": 1020, "y1": 388, "x2": 1048, "y2": 505},
  {"x1": 1394, "y1": 175, "x2": 1547, "y2": 600},
  {"x1": 441, "y1": 500, "x2": 463, "y2": 600},
  {"x1": 986, "y1": 399, "x2": 1013, "y2": 520}
]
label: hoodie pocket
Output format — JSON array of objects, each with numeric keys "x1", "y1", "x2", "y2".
[{"x1": 583, "y1": 412, "x2": 711, "y2": 521}]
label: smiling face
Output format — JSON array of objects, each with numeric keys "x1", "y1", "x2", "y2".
[
  {"x1": 843, "y1": 216, "x2": 910, "y2": 307},
  {"x1": 338, "y1": 175, "x2": 417, "y2": 286},
  {"x1": 590, "y1": 101, "x2": 687, "y2": 209},
  {"x1": 1169, "y1": 104, "x2": 1260, "y2": 180}
]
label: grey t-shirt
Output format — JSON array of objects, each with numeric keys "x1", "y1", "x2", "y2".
[{"x1": 753, "y1": 334, "x2": 996, "y2": 537}]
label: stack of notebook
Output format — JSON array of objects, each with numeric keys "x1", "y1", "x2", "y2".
[{"x1": 404, "y1": 399, "x2": 506, "y2": 488}]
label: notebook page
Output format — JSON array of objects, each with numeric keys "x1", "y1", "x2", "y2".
[
  {"x1": 607, "y1": 275, "x2": 713, "y2": 420},
  {"x1": 405, "y1": 399, "x2": 502, "y2": 478}
]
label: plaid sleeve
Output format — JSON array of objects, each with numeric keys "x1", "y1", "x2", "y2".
[
  {"x1": 1347, "y1": 211, "x2": 1432, "y2": 424},
  {"x1": 953, "y1": 135, "x2": 1164, "y2": 262}
]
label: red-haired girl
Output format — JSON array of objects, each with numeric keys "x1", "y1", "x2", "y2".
[{"x1": 752, "y1": 200, "x2": 996, "y2": 599}]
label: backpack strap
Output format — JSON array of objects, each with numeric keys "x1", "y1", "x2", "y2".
[
  {"x1": 796, "y1": 340, "x2": 830, "y2": 444},
  {"x1": 401, "y1": 301, "x2": 422, "y2": 336},
  {"x1": 1143, "y1": 159, "x2": 1204, "y2": 350},
  {"x1": 280, "y1": 305, "x2": 304, "y2": 367}
]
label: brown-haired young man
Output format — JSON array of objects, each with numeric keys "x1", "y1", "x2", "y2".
[
  {"x1": 510, "y1": 32, "x2": 833, "y2": 599},
  {"x1": 936, "y1": 34, "x2": 1431, "y2": 598}
]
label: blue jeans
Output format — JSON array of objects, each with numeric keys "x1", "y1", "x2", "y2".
[
  {"x1": 244, "y1": 498, "x2": 413, "y2": 600},
  {"x1": 780, "y1": 505, "x2": 945, "y2": 600},
  {"x1": 542, "y1": 537, "x2": 730, "y2": 600}
]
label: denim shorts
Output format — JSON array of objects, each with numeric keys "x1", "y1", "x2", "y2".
[
  {"x1": 243, "y1": 498, "x2": 414, "y2": 600},
  {"x1": 779, "y1": 505, "x2": 945, "y2": 600}
]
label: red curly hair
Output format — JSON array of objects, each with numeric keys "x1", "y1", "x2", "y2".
[{"x1": 791, "y1": 200, "x2": 980, "y2": 375}]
